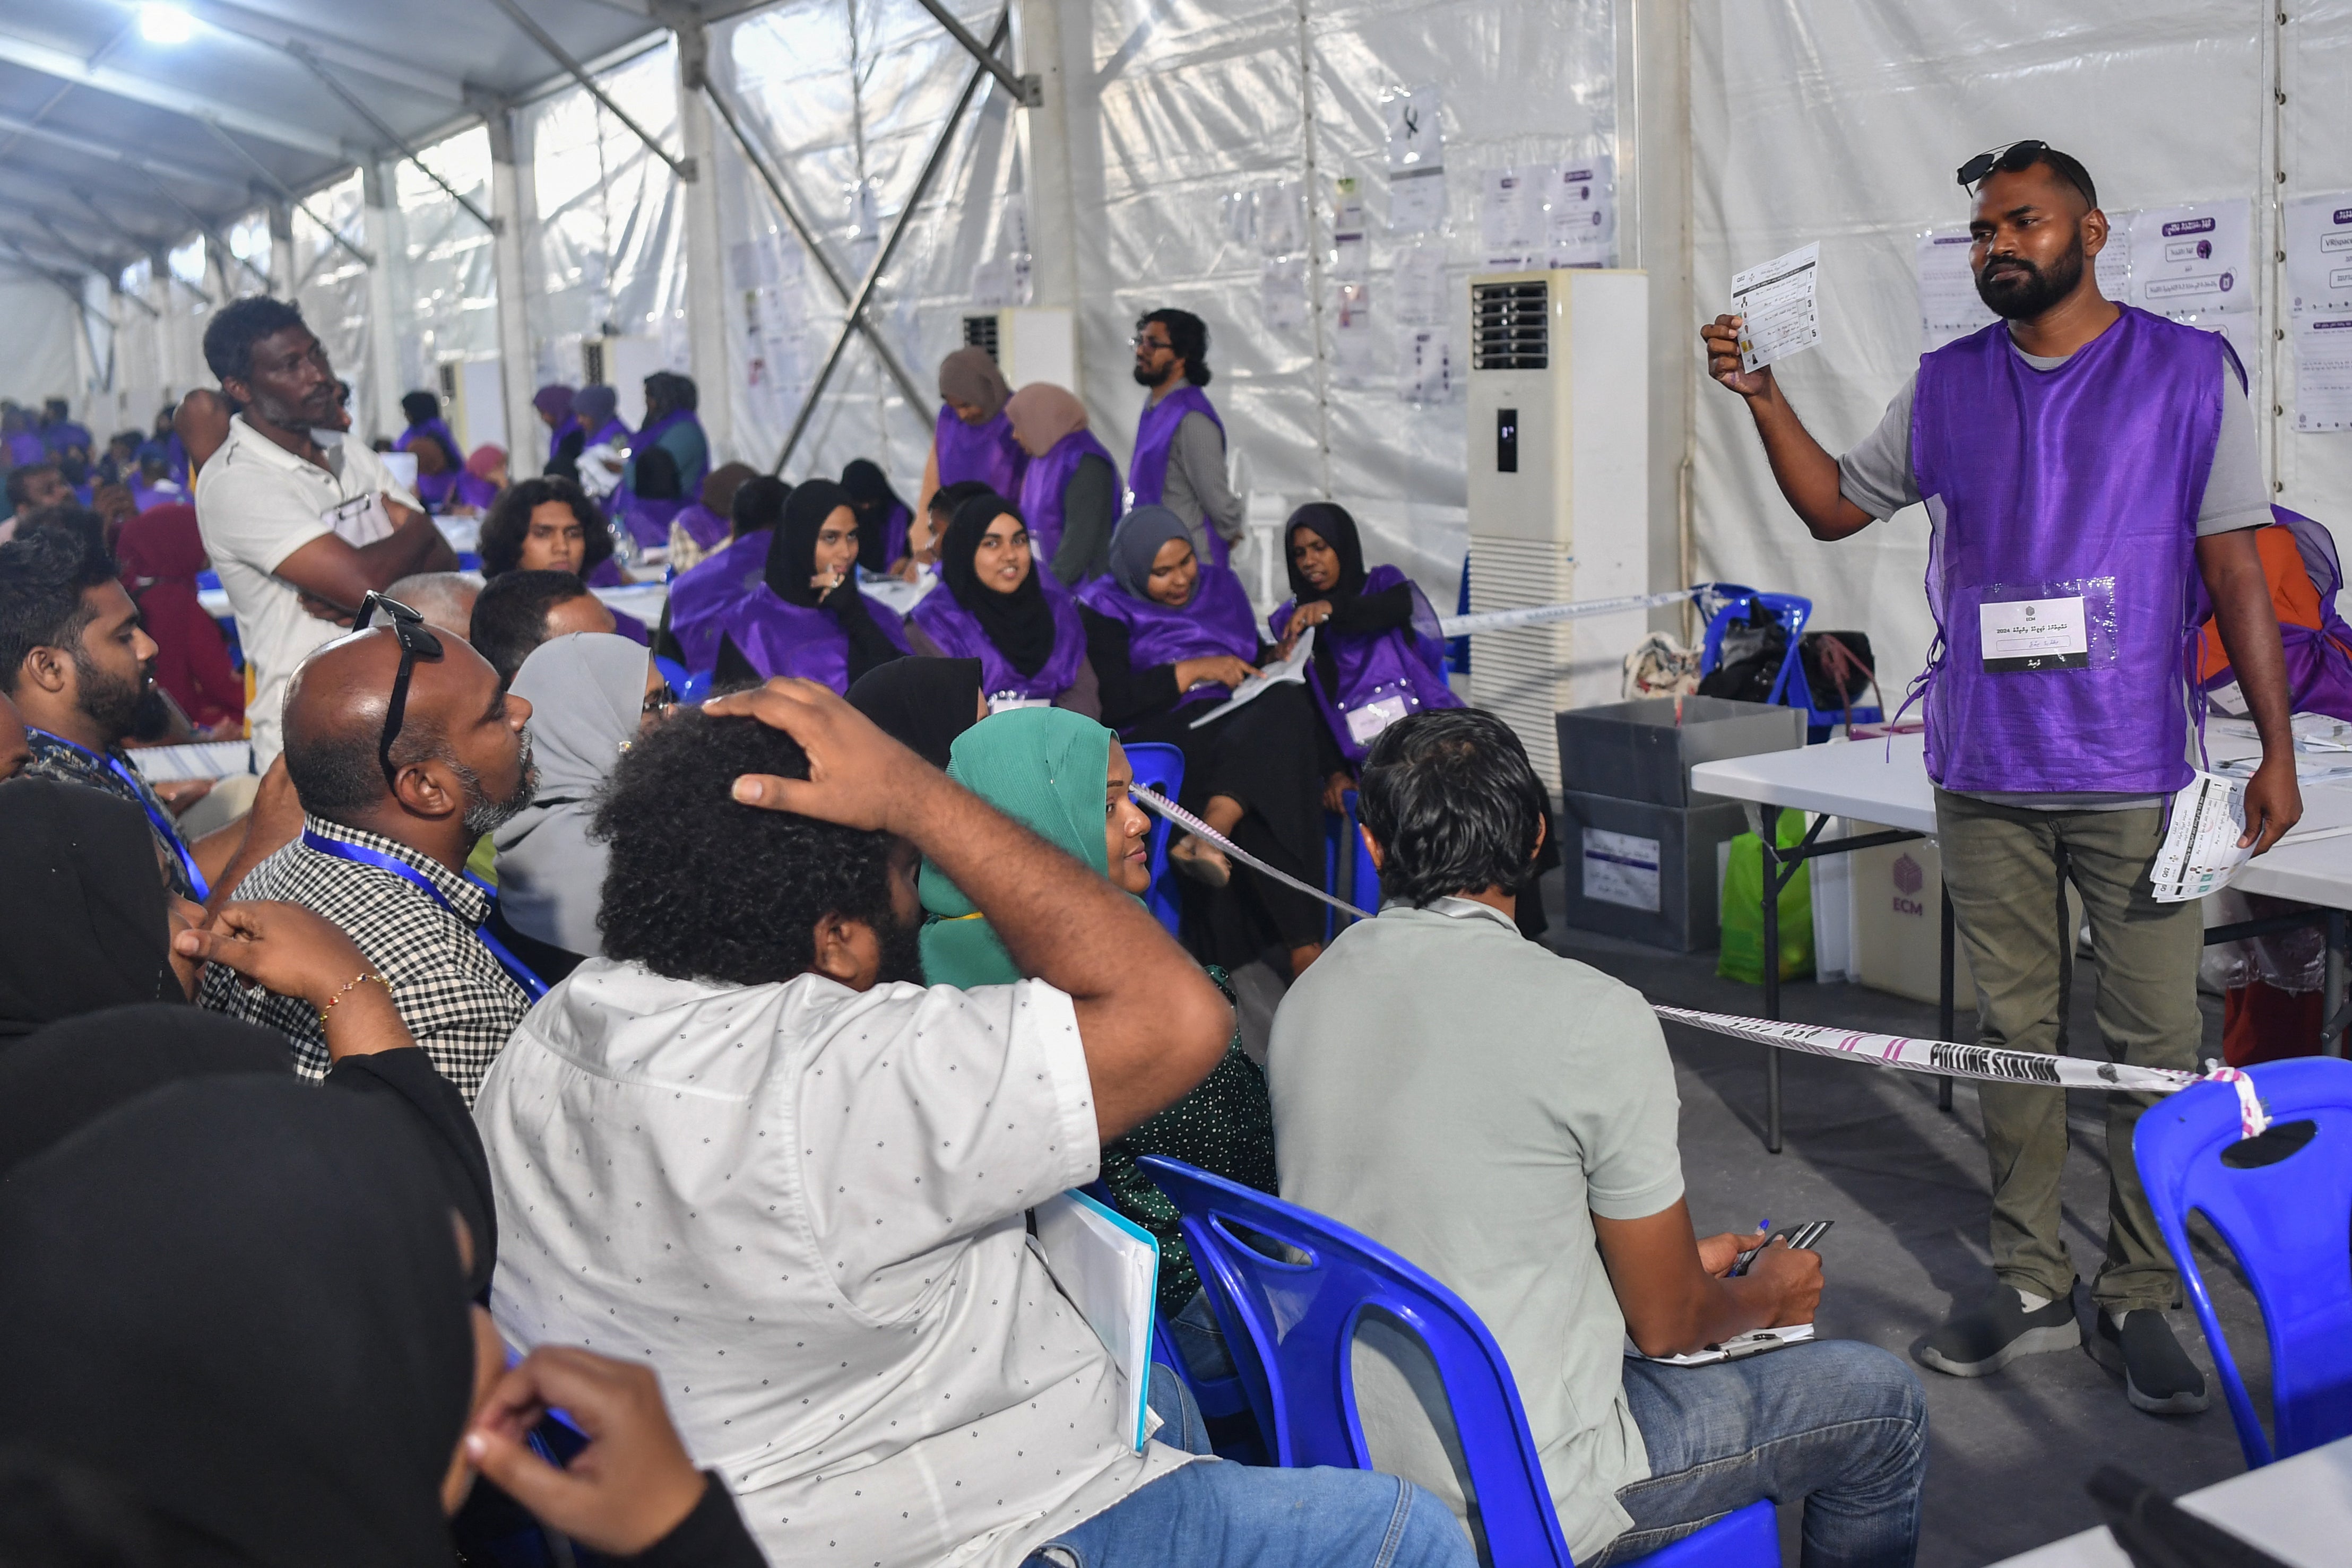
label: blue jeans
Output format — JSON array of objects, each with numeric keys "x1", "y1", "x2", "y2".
[
  {"x1": 1171, "y1": 1287, "x2": 1236, "y2": 1382},
  {"x1": 1022, "y1": 1363, "x2": 1474, "y2": 1568},
  {"x1": 1595, "y1": 1340, "x2": 1927, "y2": 1568}
]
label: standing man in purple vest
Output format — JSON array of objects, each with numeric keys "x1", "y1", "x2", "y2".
[
  {"x1": 1703, "y1": 143, "x2": 2299, "y2": 1418},
  {"x1": 1130, "y1": 309, "x2": 1244, "y2": 568}
]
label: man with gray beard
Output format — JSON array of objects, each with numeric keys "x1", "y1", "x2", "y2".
[{"x1": 197, "y1": 595, "x2": 540, "y2": 1102}]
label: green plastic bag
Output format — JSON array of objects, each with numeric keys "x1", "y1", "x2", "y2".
[{"x1": 1717, "y1": 811, "x2": 1815, "y2": 984}]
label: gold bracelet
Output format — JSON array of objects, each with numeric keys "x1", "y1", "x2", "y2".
[{"x1": 316, "y1": 971, "x2": 390, "y2": 1032}]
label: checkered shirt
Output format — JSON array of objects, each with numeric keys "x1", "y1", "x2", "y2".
[
  {"x1": 199, "y1": 813, "x2": 526, "y2": 1103},
  {"x1": 24, "y1": 730, "x2": 198, "y2": 900}
]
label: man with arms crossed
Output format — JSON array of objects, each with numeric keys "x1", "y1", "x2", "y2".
[
  {"x1": 1273, "y1": 710, "x2": 1926, "y2": 1567},
  {"x1": 1701, "y1": 141, "x2": 2298, "y2": 1413},
  {"x1": 196, "y1": 298, "x2": 454, "y2": 765}
]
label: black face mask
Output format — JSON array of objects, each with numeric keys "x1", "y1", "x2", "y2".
[{"x1": 1975, "y1": 230, "x2": 2088, "y2": 320}]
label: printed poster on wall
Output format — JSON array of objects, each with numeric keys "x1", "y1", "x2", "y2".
[
  {"x1": 1399, "y1": 327, "x2": 1451, "y2": 405},
  {"x1": 1259, "y1": 255, "x2": 1308, "y2": 332},
  {"x1": 1478, "y1": 166, "x2": 1541, "y2": 271},
  {"x1": 2284, "y1": 194, "x2": 2352, "y2": 432},
  {"x1": 1391, "y1": 241, "x2": 1448, "y2": 326},
  {"x1": 2094, "y1": 210, "x2": 2132, "y2": 302},
  {"x1": 1545, "y1": 154, "x2": 1614, "y2": 268},
  {"x1": 1330, "y1": 178, "x2": 1368, "y2": 282},
  {"x1": 2129, "y1": 202, "x2": 2255, "y2": 377},
  {"x1": 1915, "y1": 227, "x2": 1995, "y2": 353},
  {"x1": 1331, "y1": 281, "x2": 1377, "y2": 386},
  {"x1": 1383, "y1": 84, "x2": 1446, "y2": 235}
]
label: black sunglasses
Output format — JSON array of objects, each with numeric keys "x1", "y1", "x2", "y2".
[
  {"x1": 353, "y1": 592, "x2": 444, "y2": 789},
  {"x1": 1957, "y1": 139, "x2": 2047, "y2": 189}
]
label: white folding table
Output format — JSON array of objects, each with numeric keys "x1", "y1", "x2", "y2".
[
  {"x1": 1689, "y1": 731, "x2": 2352, "y2": 1151},
  {"x1": 1988, "y1": 1432, "x2": 2351, "y2": 1567}
]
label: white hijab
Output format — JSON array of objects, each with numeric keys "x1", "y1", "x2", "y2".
[{"x1": 494, "y1": 633, "x2": 648, "y2": 958}]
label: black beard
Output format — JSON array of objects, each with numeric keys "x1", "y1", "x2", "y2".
[
  {"x1": 877, "y1": 911, "x2": 926, "y2": 986},
  {"x1": 1975, "y1": 235, "x2": 2087, "y2": 320},
  {"x1": 1132, "y1": 363, "x2": 1168, "y2": 389},
  {"x1": 74, "y1": 651, "x2": 146, "y2": 742},
  {"x1": 456, "y1": 730, "x2": 540, "y2": 838}
]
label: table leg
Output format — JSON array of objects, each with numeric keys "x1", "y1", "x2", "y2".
[
  {"x1": 1760, "y1": 805, "x2": 1783, "y2": 1155},
  {"x1": 2328, "y1": 911, "x2": 2348, "y2": 1059},
  {"x1": 1938, "y1": 886, "x2": 1956, "y2": 1113}
]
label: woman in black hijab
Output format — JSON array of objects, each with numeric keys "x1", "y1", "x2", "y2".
[
  {"x1": 846, "y1": 656, "x2": 985, "y2": 769},
  {"x1": 713, "y1": 479, "x2": 911, "y2": 693},
  {"x1": 841, "y1": 458, "x2": 913, "y2": 576},
  {"x1": 0, "y1": 780, "x2": 192, "y2": 1037},
  {"x1": 905, "y1": 493, "x2": 1094, "y2": 713}
]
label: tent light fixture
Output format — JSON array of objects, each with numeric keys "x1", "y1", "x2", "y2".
[{"x1": 138, "y1": 4, "x2": 194, "y2": 44}]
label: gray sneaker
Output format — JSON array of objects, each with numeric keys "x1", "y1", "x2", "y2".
[
  {"x1": 1917, "y1": 1280, "x2": 2081, "y2": 1377},
  {"x1": 2088, "y1": 1309, "x2": 2210, "y2": 1415}
]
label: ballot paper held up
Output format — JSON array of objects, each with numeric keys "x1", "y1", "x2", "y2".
[
  {"x1": 2150, "y1": 772, "x2": 2253, "y2": 904},
  {"x1": 1192, "y1": 627, "x2": 1315, "y2": 728},
  {"x1": 1731, "y1": 242, "x2": 1821, "y2": 372}
]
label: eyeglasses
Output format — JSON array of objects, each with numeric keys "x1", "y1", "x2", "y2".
[
  {"x1": 1129, "y1": 335, "x2": 1173, "y2": 353},
  {"x1": 1956, "y1": 139, "x2": 2048, "y2": 189},
  {"x1": 642, "y1": 680, "x2": 677, "y2": 718},
  {"x1": 353, "y1": 592, "x2": 444, "y2": 790}
]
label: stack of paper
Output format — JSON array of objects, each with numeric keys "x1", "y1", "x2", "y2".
[
  {"x1": 1033, "y1": 1191, "x2": 1161, "y2": 1452},
  {"x1": 2150, "y1": 773, "x2": 2253, "y2": 903}
]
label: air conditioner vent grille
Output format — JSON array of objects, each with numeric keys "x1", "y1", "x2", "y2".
[
  {"x1": 962, "y1": 314, "x2": 1001, "y2": 362},
  {"x1": 1471, "y1": 280, "x2": 1549, "y2": 370}
]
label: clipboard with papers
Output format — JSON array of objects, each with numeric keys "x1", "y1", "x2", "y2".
[
  {"x1": 1189, "y1": 627, "x2": 1316, "y2": 730},
  {"x1": 1033, "y1": 1189, "x2": 1161, "y2": 1451}
]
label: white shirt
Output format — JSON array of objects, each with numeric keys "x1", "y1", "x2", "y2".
[
  {"x1": 194, "y1": 415, "x2": 420, "y2": 764},
  {"x1": 475, "y1": 959, "x2": 1199, "y2": 1568}
]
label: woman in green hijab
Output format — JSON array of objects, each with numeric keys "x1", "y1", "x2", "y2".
[{"x1": 920, "y1": 706, "x2": 1275, "y2": 1379}]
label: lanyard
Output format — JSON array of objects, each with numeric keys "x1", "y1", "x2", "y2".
[
  {"x1": 300, "y1": 830, "x2": 550, "y2": 1001},
  {"x1": 35, "y1": 729, "x2": 208, "y2": 900}
]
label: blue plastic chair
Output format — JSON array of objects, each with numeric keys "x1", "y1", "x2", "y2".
[
  {"x1": 1698, "y1": 586, "x2": 1812, "y2": 709},
  {"x1": 1322, "y1": 789, "x2": 1382, "y2": 940},
  {"x1": 2134, "y1": 1058, "x2": 2352, "y2": 1467},
  {"x1": 1123, "y1": 742, "x2": 1186, "y2": 938},
  {"x1": 1140, "y1": 1156, "x2": 1778, "y2": 1567},
  {"x1": 1449, "y1": 551, "x2": 1472, "y2": 674},
  {"x1": 653, "y1": 655, "x2": 689, "y2": 697},
  {"x1": 679, "y1": 667, "x2": 715, "y2": 704}
]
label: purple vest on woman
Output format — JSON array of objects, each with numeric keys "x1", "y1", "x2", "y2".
[
  {"x1": 667, "y1": 532, "x2": 771, "y2": 670},
  {"x1": 1269, "y1": 565, "x2": 1465, "y2": 764},
  {"x1": 911, "y1": 573, "x2": 1088, "y2": 703},
  {"x1": 670, "y1": 501, "x2": 731, "y2": 553},
  {"x1": 633, "y1": 409, "x2": 710, "y2": 492},
  {"x1": 934, "y1": 405, "x2": 1025, "y2": 496},
  {"x1": 720, "y1": 588, "x2": 910, "y2": 695},
  {"x1": 1017, "y1": 430, "x2": 1121, "y2": 568},
  {"x1": 613, "y1": 492, "x2": 686, "y2": 549},
  {"x1": 1078, "y1": 564, "x2": 1259, "y2": 717},
  {"x1": 585, "y1": 417, "x2": 632, "y2": 451},
  {"x1": 1912, "y1": 308, "x2": 2224, "y2": 794},
  {"x1": 874, "y1": 503, "x2": 912, "y2": 567}
]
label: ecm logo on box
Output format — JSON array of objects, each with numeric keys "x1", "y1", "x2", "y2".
[{"x1": 1890, "y1": 852, "x2": 1927, "y2": 916}]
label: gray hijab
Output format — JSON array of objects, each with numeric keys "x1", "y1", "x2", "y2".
[
  {"x1": 1108, "y1": 505, "x2": 1195, "y2": 603},
  {"x1": 494, "y1": 633, "x2": 648, "y2": 958}
]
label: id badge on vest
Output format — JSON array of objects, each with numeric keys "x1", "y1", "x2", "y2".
[{"x1": 1973, "y1": 576, "x2": 2117, "y2": 674}]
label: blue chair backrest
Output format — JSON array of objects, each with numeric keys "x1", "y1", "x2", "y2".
[
  {"x1": 653, "y1": 655, "x2": 689, "y2": 697},
  {"x1": 679, "y1": 667, "x2": 715, "y2": 704},
  {"x1": 2135, "y1": 1058, "x2": 2352, "y2": 1467},
  {"x1": 1699, "y1": 588, "x2": 1812, "y2": 709},
  {"x1": 1138, "y1": 1155, "x2": 1578, "y2": 1566},
  {"x1": 1323, "y1": 790, "x2": 1382, "y2": 940},
  {"x1": 1123, "y1": 742, "x2": 1186, "y2": 938}
]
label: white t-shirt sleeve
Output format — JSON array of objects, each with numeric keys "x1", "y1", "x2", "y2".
[
  {"x1": 799, "y1": 978, "x2": 1098, "y2": 1312},
  {"x1": 197, "y1": 460, "x2": 334, "y2": 576}
]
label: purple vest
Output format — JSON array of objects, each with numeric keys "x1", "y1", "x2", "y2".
[
  {"x1": 585, "y1": 557, "x2": 626, "y2": 589},
  {"x1": 1912, "y1": 308, "x2": 2223, "y2": 794},
  {"x1": 1270, "y1": 565, "x2": 1466, "y2": 764},
  {"x1": 2201, "y1": 506, "x2": 2352, "y2": 723},
  {"x1": 614, "y1": 492, "x2": 686, "y2": 549},
  {"x1": 873, "y1": 503, "x2": 912, "y2": 568},
  {"x1": 395, "y1": 418, "x2": 458, "y2": 457},
  {"x1": 1078, "y1": 564, "x2": 1259, "y2": 717},
  {"x1": 610, "y1": 605, "x2": 651, "y2": 647},
  {"x1": 671, "y1": 502, "x2": 732, "y2": 553},
  {"x1": 667, "y1": 532, "x2": 771, "y2": 670},
  {"x1": 910, "y1": 573, "x2": 1088, "y2": 703},
  {"x1": 1129, "y1": 386, "x2": 1227, "y2": 566},
  {"x1": 1017, "y1": 430, "x2": 1121, "y2": 568},
  {"x1": 721, "y1": 587, "x2": 910, "y2": 695},
  {"x1": 585, "y1": 417, "x2": 632, "y2": 451},
  {"x1": 6, "y1": 431, "x2": 44, "y2": 466},
  {"x1": 933, "y1": 405, "x2": 1025, "y2": 496},
  {"x1": 633, "y1": 409, "x2": 710, "y2": 492}
]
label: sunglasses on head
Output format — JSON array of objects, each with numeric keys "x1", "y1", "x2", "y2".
[
  {"x1": 1957, "y1": 139, "x2": 2048, "y2": 190},
  {"x1": 353, "y1": 592, "x2": 444, "y2": 790}
]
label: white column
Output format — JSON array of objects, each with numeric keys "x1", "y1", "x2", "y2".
[
  {"x1": 267, "y1": 200, "x2": 297, "y2": 299},
  {"x1": 675, "y1": 19, "x2": 734, "y2": 465},
  {"x1": 1013, "y1": 0, "x2": 1078, "y2": 320},
  {"x1": 360, "y1": 159, "x2": 409, "y2": 444},
  {"x1": 1618, "y1": 0, "x2": 1694, "y2": 629},
  {"x1": 488, "y1": 106, "x2": 543, "y2": 478}
]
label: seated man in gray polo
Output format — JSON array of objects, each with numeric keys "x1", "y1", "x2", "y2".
[{"x1": 1269, "y1": 709, "x2": 1929, "y2": 1567}]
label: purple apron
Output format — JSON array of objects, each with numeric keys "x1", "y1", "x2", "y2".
[
  {"x1": 7, "y1": 431, "x2": 46, "y2": 466},
  {"x1": 670, "y1": 501, "x2": 732, "y2": 553},
  {"x1": 632, "y1": 409, "x2": 710, "y2": 493},
  {"x1": 910, "y1": 571, "x2": 1088, "y2": 703},
  {"x1": 721, "y1": 588, "x2": 910, "y2": 695},
  {"x1": 584, "y1": 417, "x2": 633, "y2": 451},
  {"x1": 667, "y1": 532, "x2": 771, "y2": 671},
  {"x1": 1017, "y1": 429, "x2": 1122, "y2": 568},
  {"x1": 610, "y1": 605, "x2": 651, "y2": 647},
  {"x1": 585, "y1": 557, "x2": 626, "y2": 589},
  {"x1": 42, "y1": 421, "x2": 92, "y2": 456},
  {"x1": 933, "y1": 405, "x2": 1025, "y2": 496},
  {"x1": 1910, "y1": 307, "x2": 2223, "y2": 795},
  {"x1": 1269, "y1": 565, "x2": 1465, "y2": 764},
  {"x1": 1078, "y1": 563, "x2": 1260, "y2": 720},
  {"x1": 873, "y1": 502, "x2": 912, "y2": 567},
  {"x1": 2199, "y1": 506, "x2": 2352, "y2": 722},
  {"x1": 613, "y1": 492, "x2": 686, "y2": 550},
  {"x1": 394, "y1": 418, "x2": 459, "y2": 457},
  {"x1": 166, "y1": 431, "x2": 190, "y2": 484},
  {"x1": 1128, "y1": 385, "x2": 1228, "y2": 566}
]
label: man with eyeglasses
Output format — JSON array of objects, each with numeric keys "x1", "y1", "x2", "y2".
[
  {"x1": 197, "y1": 595, "x2": 540, "y2": 1103},
  {"x1": 195, "y1": 297, "x2": 455, "y2": 769},
  {"x1": 1129, "y1": 309, "x2": 1244, "y2": 567},
  {"x1": 1700, "y1": 142, "x2": 2298, "y2": 1416}
]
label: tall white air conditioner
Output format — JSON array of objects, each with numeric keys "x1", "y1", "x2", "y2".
[
  {"x1": 1465, "y1": 267, "x2": 1649, "y2": 789},
  {"x1": 961, "y1": 307, "x2": 1077, "y2": 393},
  {"x1": 436, "y1": 357, "x2": 508, "y2": 455},
  {"x1": 580, "y1": 336, "x2": 666, "y2": 427}
]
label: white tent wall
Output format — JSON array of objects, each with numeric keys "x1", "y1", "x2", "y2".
[
  {"x1": 2, "y1": 272, "x2": 88, "y2": 414},
  {"x1": 1687, "y1": 3, "x2": 2352, "y2": 699},
  {"x1": 717, "y1": 0, "x2": 1019, "y2": 486},
  {"x1": 290, "y1": 172, "x2": 378, "y2": 444},
  {"x1": 391, "y1": 126, "x2": 500, "y2": 446}
]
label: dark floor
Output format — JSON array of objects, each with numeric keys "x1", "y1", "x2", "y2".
[{"x1": 1233, "y1": 865, "x2": 2270, "y2": 1568}]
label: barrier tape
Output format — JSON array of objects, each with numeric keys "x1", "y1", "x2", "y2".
[
  {"x1": 1655, "y1": 1005, "x2": 2273, "y2": 1134},
  {"x1": 1439, "y1": 586, "x2": 1706, "y2": 638},
  {"x1": 1130, "y1": 784, "x2": 1375, "y2": 921}
]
